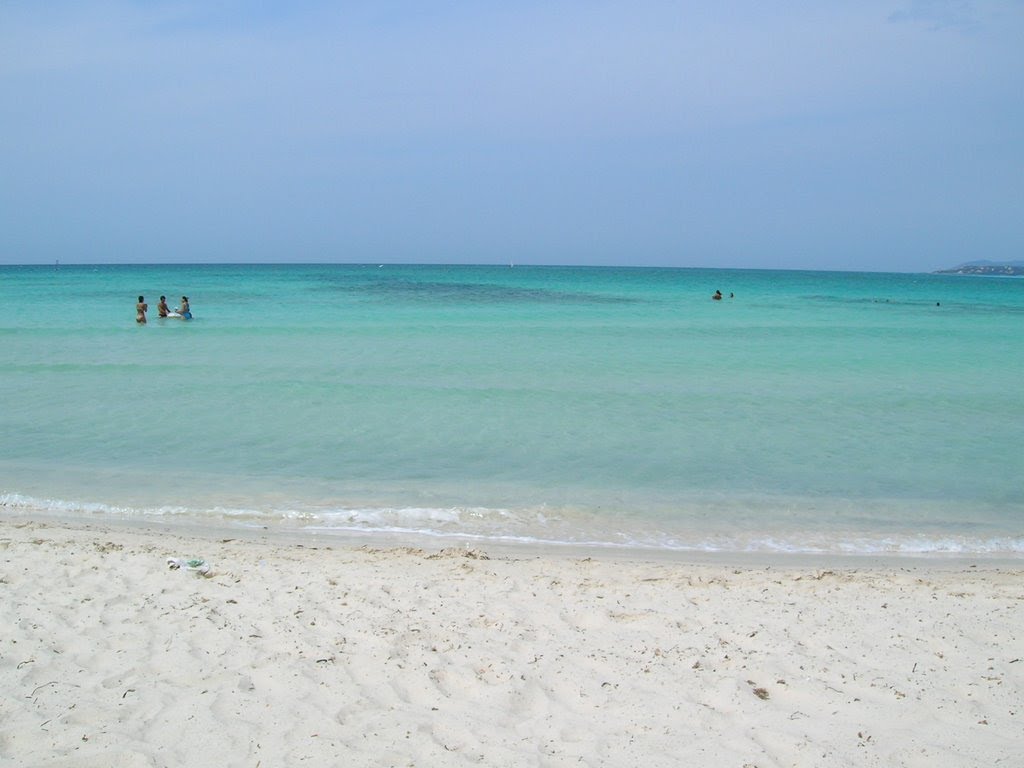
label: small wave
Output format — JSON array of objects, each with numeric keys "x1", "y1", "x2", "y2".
[
  {"x1": 3, "y1": 491, "x2": 1021, "y2": 557},
  {"x1": 0, "y1": 492, "x2": 281, "y2": 522},
  {"x1": 1, "y1": 492, "x2": 144, "y2": 518}
]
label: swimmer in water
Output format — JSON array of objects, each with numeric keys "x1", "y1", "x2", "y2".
[{"x1": 136, "y1": 295, "x2": 148, "y2": 324}]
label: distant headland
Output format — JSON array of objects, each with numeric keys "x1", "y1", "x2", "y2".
[{"x1": 934, "y1": 260, "x2": 1024, "y2": 276}]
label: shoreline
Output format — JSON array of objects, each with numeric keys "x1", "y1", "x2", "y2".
[
  {"x1": 3, "y1": 500, "x2": 1022, "y2": 566},
  {"x1": 3, "y1": 515, "x2": 1022, "y2": 766},
  {"x1": 8, "y1": 507, "x2": 1024, "y2": 569}
]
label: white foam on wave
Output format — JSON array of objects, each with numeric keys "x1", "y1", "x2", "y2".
[
  {"x1": 1, "y1": 492, "x2": 141, "y2": 517},
  {"x1": 0, "y1": 492, "x2": 287, "y2": 523},
  {"x1": 3, "y1": 491, "x2": 1022, "y2": 557},
  {"x1": 319, "y1": 506, "x2": 503, "y2": 527}
]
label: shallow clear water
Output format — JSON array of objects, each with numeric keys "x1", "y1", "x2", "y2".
[{"x1": 2, "y1": 263, "x2": 1022, "y2": 554}]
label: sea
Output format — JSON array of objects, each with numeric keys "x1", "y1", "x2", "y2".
[{"x1": 1, "y1": 263, "x2": 1022, "y2": 557}]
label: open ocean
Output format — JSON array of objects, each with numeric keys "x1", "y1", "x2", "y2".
[{"x1": 1, "y1": 263, "x2": 1021, "y2": 556}]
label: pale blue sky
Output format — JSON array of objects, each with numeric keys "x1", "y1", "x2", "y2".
[{"x1": 2, "y1": 1, "x2": 1022, "y2": 270}]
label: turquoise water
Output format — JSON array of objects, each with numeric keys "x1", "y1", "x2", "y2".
[{"x1": 1, "y1": 263, "x2": 1022, "y2": 555}]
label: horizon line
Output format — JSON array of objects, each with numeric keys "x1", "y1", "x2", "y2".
[{"x1": 0, "y1": 260, "x2": 942, "y2": 275}]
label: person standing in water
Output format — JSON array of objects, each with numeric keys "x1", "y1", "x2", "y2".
[
  {"x1": 157, "y1": 296, "x2": 169, "y2": 318},
  {"x1": 179, "y1": 296, "x2": 192, "y2": 319},
  {"x1": 136, "y1": 296, "x2": 148, "y2": 324}
]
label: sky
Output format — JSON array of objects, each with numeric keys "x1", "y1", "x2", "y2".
[{"x1": 1, "y1": 1, "x2": 1022, "y2": 271}]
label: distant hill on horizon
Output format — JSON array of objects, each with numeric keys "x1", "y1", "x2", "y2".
[{"x1": 934, "y1": 260, "x2": 1024, "y2": 276}]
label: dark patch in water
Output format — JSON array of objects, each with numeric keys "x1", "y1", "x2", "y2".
[
  {"x1": 801, "y1": 295, "x2": 1024, "y2": 314},
  {"x1": 318, "y1": 279, "x2": 637, "y2": 306}
]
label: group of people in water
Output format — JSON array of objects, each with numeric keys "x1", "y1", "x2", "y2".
[
  {"x1": 712, "y1": 290, "x2": 735, "y2": 300},
  {"x1": 136, "y1": 295, "x2": 191, "y2": 324}
]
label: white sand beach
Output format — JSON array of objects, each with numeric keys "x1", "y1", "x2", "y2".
[{"x1": 2, "y1": 517, "x2": 1021, "y2": 767}]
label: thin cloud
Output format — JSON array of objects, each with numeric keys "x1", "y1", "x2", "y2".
[
  {"x1": 1, "y1": 2, "x2": 1022, "y2": 269},
  {"x1": 888, "y1": 0, "x2": 981, "y2": 30}
]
